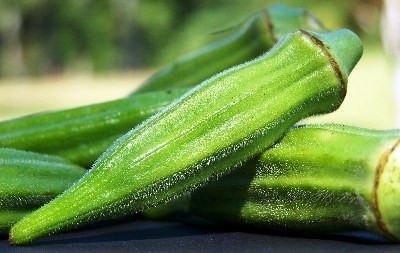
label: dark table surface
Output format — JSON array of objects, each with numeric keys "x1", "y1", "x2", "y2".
[{"x1": 1, "y1": 218, "x2": 400, "y2": 253}]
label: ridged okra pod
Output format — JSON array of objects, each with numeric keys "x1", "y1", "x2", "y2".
[
  {"x1": 0, "y1": 89, "x2": 187, "y2": 167},
  {"x1": 10, "y1": 29, "x2": 362, "y2": 245},
  {"x1": 189, "y1": 124, "x2": 400, "y2": 241},
  {"x1": 0, "y1": 148, "x2": 85, "y2": 233},
  {"x1": 131, "y1": 5, "x2": 325, "y2": 94}
]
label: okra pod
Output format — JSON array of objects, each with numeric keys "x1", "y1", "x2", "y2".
[
  {"x1": 189, "y1": 124, "x2": 400, "y2": 241},
  {"x1": 10, "y1": 29, "x2": 362, "y2": 245},
  {"x1": 0, "y1": 89, "x2": 188, "y2": 167},
  {"x1": 0, "y1": 5, "x2": 324, "y2": 168},
  {"x1": 0, "y1": 148, "x2": 85, "y2": 232},
  {"x1": 131, "y1": 5, "x2": 325, "y2": 94}
]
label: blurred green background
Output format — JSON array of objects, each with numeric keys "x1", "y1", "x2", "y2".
[
  {"x1": 0, "y1": 0, "x2": 397, "y2": 128},
  {"x1": 0, "y1": 0, "x2": 382, "y2": 75}
]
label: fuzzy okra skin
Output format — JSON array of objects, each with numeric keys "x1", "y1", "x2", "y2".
[
  {"x1": 189, "y1": 124, "x2": 400, "y2": 241},
  {"x1": 0, "y1": 148, "x2": 85, "y2": 233},
  {"x1": 10, "y1": 29, "x2": 362, "y2": 245},
  {"x1": 131, "y1": 4, "x2": 325, "y2": 94},
  {"x1": 0, "y1": 89, "x2": 188, "y2": 167}
]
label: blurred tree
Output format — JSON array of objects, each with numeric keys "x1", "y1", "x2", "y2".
[
  {"x1": 131, "y1": 0, "x2": 199, "y2": 65},
  {"x1": 0, "y1": 0, "x2": 30, "y2": 76},
  {"x1": 21, "y1": 0, "x2": 118, "y2": 74}
]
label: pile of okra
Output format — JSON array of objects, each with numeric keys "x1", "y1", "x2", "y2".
[{"x1": 1, "y1": 5, "x2": 399, "y2": 246}]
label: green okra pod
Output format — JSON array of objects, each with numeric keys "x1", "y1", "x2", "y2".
[
  {"x1": 131, "y1": 5, "x2": 325, "y2": 94},
  {"x1": 10, "y1": 28, "x2": 362, "y2": 245},
  {"x1": 0, "y1": 5, "x2": 324, "y2": 168},
  {"x1": 0, "y1": 89, "x2": 188, "y2": 167},
  {"x1": 0, "y1": 148, "x2": 85, "y2": 233},
  {"x1": 188, "y1": 124, "x2": 400, "y2": 241}
]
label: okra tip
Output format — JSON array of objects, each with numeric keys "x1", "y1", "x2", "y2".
[
  {"x1": 375, "y1": 139, "x2": 400, "y2": 241},
  {"x1": 9, "y1": 227, "x2": 28, "y2": 246},
  {"x1": 9, "y1": 232, "x2": 20, "y2": 246},
  {"x1": 8, "y1": 234, "x2": 15, "y2": 246},
  {"x1": 304, "y1": 29, "x2": 363, "y2": 78}
]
